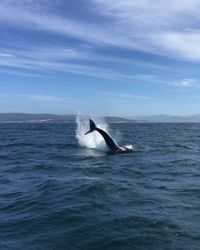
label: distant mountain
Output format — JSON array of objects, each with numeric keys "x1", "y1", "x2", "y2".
[
  {"x1": 0, "y1": 113, "x2": 139, "y2": 123},
  {"x1": 1, "y1": 113, "x2": 200, "y2": 123},
  {"x1": 104, "y1": 116, "x2": 140, "y2": 123},
  {"x1": 130, "y1": 114, "x2": 200, "y2": 122},
  {"x1": 0, "y1": 113, "x2": 75, "y2": 123}
]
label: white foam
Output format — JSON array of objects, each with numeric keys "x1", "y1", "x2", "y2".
[
  {"x1": 76, "y1": 114, "x2": 109, "y2": 151},
  {"x1": 124, "y1": 144, "x2": 134, "y2": 151}
]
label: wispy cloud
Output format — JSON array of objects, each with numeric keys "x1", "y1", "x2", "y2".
[
  {"x1": 0, "y1": 2, "x2": 131, "y2": 48},
  {"x1": 0, "y1": 46, "x2": 86, "y2": 63},
  {"x1": 0, "y1": 44, "x2": 172, "y2": 78},
  {"x1": 0, "y1": 48, "x2": 189, "y2": 86},
  {"x1": 0, "y1": 44, "x2": 195, "y2": 88},
  {"x1": 0, "y1": 46, "x2": 165, "y2": 82},
  {"x1": 91, "y1": 0, "x2": 200, "y2": 61},
  {"x1": 0, "y1": 69, "x2": 46, "y2": 78},
  {"x1": 1, "y1": 0, "x2": 200, "y2": 87},
  {"x1": 2, "y1": 0, "x2": 200, "y2": 61},
  {"x1": 17, "y1": 94, "x2": 75, "y2": 103},
  {"x1": 97, "y1": 91, "x2": 154, "y2": 101}
]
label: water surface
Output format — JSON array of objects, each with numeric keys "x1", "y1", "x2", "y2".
[{"x1": 0, "y1": 123, "x2": 199, "y2": 250}]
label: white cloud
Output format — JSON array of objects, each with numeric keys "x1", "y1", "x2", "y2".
[
  {"x1": 153, "y1": 32, "x2": 200, "y2": 61},
  {"x1": 0, "y1": 52, "x2": 14, "y2": 58},
  {"x1": 173, "y1": 78, "x2": 196, "y2": 87}
]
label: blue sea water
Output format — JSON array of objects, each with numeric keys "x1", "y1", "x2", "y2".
[{"x1": 0, "y1": 122, "x2": 200, "y2": 250}]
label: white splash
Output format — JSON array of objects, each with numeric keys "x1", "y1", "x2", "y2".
[
  {"x1": 76, "y1": 114, "x2": 109, "y2": 151},
  {"x1": 124, "y1": 144, "x2": 134, "y2": 151}
]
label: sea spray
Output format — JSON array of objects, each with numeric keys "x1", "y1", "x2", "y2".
[{"x1": 76, "y1": 114, "x2": 109, "y2": 151}]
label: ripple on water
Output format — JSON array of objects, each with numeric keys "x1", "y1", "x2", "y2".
[{"x1": 0, "y1": 123, "x2": 200, "y2": 250}]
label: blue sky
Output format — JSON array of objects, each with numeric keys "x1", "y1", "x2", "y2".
[{"x1": 1, "y1": 0, "x2": 200, "y2": 116}]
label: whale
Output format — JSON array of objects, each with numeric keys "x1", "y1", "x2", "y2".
[{"x1": 84, "y1": 119, "x2": 133, "y2": 152}]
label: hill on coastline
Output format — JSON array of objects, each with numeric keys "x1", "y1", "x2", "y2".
[
  {"x1": 0, "y1": 113, "x2": 138, "y2": 123},
  {"x1": 1, "y1": 113, "x2": 200, "y2": 123}
]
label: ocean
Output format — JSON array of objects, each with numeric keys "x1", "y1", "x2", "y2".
[{"x1": 0, "y1": 120, "x2": 199, "y2": 250}]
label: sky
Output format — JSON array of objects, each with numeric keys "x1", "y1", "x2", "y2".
[{"x1": 1, "y1": 0, "x2": 200, "y2": 116}]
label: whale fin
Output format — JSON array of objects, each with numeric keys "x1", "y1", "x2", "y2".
[{"x1": 84, "y1": 119, "x2": 96, "y2": 135}]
